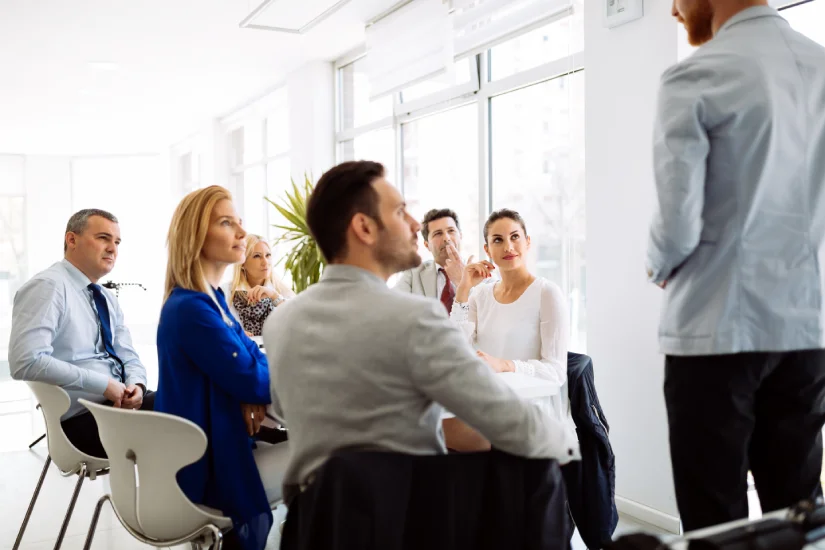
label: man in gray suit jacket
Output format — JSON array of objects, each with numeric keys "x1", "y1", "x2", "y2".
[
  {"x1": 393, "y1": 208, "x2": 466, "y2": 311},
  {"x1": 263, "y1": 161, "x2": 579, "y2": 502},
  {"x1": 647, "y1": 0, "x2": 825, "y2": 531}
]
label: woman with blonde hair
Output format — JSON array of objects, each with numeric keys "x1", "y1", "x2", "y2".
[
  {"x1": 155, "y1": 186, "x2": 287, "y2": 550},
  {"x1": 223, "y1": 234, "x2": 294, "y2": 337}
]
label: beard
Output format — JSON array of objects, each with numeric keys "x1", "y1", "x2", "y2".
[
  {"x1": 682, "y1": 0, "x2": 714, "y2": 46},
  {"x1": 376, "y1": 232, "x2": 421, "y2": 274}
]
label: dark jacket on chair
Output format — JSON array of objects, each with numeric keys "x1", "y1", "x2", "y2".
[
  {"x1": 562, "y1": 352, "x2": 618, "y2": 549},
  {"x1": 281, "y1": 449, "x2": 572, "y2": 550}
]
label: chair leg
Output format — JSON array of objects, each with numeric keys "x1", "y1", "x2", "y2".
[
  {"x1": 213, "y1": 530, "x2": 223, "y2": 550},
  {"x1": 28, "y1": 433, "x2": 46, "y2": 449},
  {"x1": 54, "y1": 463, "x2": 87, "y2": 550},
  {"x1": 82, "y1": 494, "x2": 110, "y2": 550},
  {"x1": 12, "y1": 455, "x2": 52, "y2": 550}
]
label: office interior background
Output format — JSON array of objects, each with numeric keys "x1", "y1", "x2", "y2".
[{"x1": 1, "y1": 0, "x2": 824, "y2": 546}]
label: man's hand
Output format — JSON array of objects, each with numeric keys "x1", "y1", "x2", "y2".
[
  {"x1": 104, "y1": 379, "x2": 128, "y2": 408},
  {"x1": 647, "y1": 268, "x2": 668, "y2": 289},
  {"x1": 443, "y1": 242, "x2": 465, "y2": 284},
  {"x1": 477, "y1": 350, "x2": 515, "y2": 373},
  {"x1": 241, "y1": 404, "x2": 267, "y2": 436},
  {"x1": 121, "y1": 384, "x2": 144, "y2": 410}
]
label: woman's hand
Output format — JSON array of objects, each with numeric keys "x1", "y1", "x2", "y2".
[
  {"x1": 241, "y1": 404, "x2": 267, "y2": 436},
  {"x1": 477, "y1": 350, "x2": 514, "y2": 373},
  {"x1": 460, "y1": 257, "x2": 495, "y2": 289},
  {"x1": 247, "y1": 286, "x2": 278, "y2": 304},
  {"x1": 455, "y1": 257, "x2": 495, "y2": 302}
]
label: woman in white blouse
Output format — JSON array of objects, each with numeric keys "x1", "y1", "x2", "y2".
[
  {"x1": 446, "y1": 209, "x2": 576, "y2": 452},
  {"x1": 223, "y1": 234, "x2": 295, "y2": 337}
]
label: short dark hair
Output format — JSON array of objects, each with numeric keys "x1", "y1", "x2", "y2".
[
  {"x1": 64, "y1": 208, "x2": 119, "y2": 252},
  {"x1": 483, "y1": 208, "x2": 528, "y2": 244},
  {"x1": 306, "y1": 161, "x2": 386, "y2": 262},
  {"x1": 421, "y1": 208, "x2": 461, "y2": 243}
]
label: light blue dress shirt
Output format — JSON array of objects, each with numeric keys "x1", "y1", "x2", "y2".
[
  {"x1": 647, "y1": 7, "x2": 825, "y2": 355},
  {"x1": 8, "y1": 259, "x2": 146, "y2": 418}
]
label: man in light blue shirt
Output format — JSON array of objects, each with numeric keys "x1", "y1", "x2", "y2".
[
  {"x1": 9, "y1": 209, "x2": 153, "y2": 458},
  {"x1": 647, "y1": 0, "x2": 825, "y2": 531}
]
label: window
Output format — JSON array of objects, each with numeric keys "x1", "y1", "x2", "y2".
[
  {"x1": 489, "y1": 6, "x2": 584, "y2": 80},
  {"x1": 226, "y1": 87, "x2": 291, "y2": 240},
  {"x1": 335, "y1": 5, "x2": 586, "y2": 347},
  {"x1": 402, "y1": 104, "x2": 480, "y2": 260},
  {"x1": 339, "y1": 57, "x2": 394, "y2": 131},
  {"x1": 490, "y1": 71, "x2": 586, "y2": 350},
  {"x1": 338, "y1": 127, "x2": 397, "y2": 185}
]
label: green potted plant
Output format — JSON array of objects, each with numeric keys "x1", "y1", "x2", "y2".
[{"x1": 266, "y1": 175, "x2": 326, "y2": 293}]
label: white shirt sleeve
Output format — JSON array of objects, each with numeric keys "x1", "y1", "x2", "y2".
[
  {"x1": 450, "y1": 286, "x2": 480, "y2": 345},
  {"x1": 512, "y1": 281, "x2": 569, "y2": 395}
]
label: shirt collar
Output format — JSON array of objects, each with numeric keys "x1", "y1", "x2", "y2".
[
  {"x1": 321, "y1": 264, "x2": 388, "y2": 288},
  {"x1": 718, "y1": 6, "x2": 783, "y2": 35},
  {"x1": 61, "y1": 259, "x2": 94, "y2": 292}
]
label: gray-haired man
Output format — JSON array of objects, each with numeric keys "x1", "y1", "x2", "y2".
[{"x1": 9, "y1": 209, "x2": 153, "y2": 458}]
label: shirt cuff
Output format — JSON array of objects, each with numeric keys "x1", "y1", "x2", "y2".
[{"x1": 88, "y1": 371, "x2": 113, "y2": 396}]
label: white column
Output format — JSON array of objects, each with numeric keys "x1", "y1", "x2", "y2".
[{"x1": 584, "y1": 0, "x2": 682, "y2": 532}]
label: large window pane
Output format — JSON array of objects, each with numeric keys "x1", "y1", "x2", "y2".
[
  {"x1": 783, "y1": 0, "x2": 825, "y2": 46},
  {"x1": 491, "y1": 71, "x2": 586, "y2": 350},
  {"x1": 339, "y1": 127, "x2": 397, "y2": 185},
  {"x1": 339, "y1": 57, "x2": 394, "y2": 130},
  {"x1": 402, "y1": 104, "x2": 480, "y2": 261},
  {"x1": 489, "y1": 7, "x2": 584, "y2": 81}
]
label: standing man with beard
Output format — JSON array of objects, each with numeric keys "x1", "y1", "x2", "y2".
[
  {"x1": 393, "y1": 208, "x2": 466, "y2": 312},
  {"x1": 647, "y1": 0, "x2": 825, "y2": 531},
  {"x1": 262, "y1": 161, "x2": 579, "y2": 503}
]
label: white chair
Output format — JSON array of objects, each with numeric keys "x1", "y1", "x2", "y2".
[
  {"x1": 78, "y1": 399, "x2": 233, "y2": 550},
  {"x1": 13, "y1": 382, "x2": 110, "y2": 550}
]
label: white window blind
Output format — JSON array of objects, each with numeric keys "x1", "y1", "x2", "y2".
[
  {"x1": 365, "y1": 0, "x2": 453, "y2": 100},
  {"x1": 452, "y1": 0, "x2": 573, "y2": 60}
]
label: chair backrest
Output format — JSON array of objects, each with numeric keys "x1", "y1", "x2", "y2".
[
  {"x1": 26, "y1": 382, "x2": 109, "y2": 474},
  {"x1": 78, "y1": 399, "x2": 230, "y2": 540}
]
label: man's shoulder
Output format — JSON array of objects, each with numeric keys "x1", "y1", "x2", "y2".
[
  {"x1": 405, "y1": 260, "x2": 436, "y2": 276},
  {"x1": 18, "y1": 263, "x2": 69, "y2": 294}
]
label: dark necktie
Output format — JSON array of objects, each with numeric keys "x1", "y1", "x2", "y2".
[
  {"x1": 88, "y1": 283, "x2": 124, "y2": 379},
  {"x1": 439, "y1": 269, "x2": 456, "y2": 313}
]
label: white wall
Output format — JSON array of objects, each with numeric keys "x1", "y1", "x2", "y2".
[
  {"x1": 25, "y1": 157, "x2": 73, "y2": 277},
  {"x1": 585, "y1": 0, "x2": 682, "y2": 531},
  {"x1": 287, "y1": 61, "x2": 336, "y2": 182}
]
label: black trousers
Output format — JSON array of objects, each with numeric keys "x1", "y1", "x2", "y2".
[
  {"x1": 665, "y1": 350, "x2": 825, "y2": 532},
  {"x1": 60, "y1": 391, "x2": 156, "y2": 459}
]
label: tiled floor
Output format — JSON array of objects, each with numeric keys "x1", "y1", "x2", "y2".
[{"x1": 0, "y1": 447, "x2": 662, "y2": 550}]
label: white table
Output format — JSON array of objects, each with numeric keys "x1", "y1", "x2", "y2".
[{"x1": 441, "y1": 372, "x2": 557, "y2": 419}]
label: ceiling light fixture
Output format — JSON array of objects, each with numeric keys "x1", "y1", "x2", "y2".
[{"x1": 239, "y1": 0, "x2": 352, "y2": 34}]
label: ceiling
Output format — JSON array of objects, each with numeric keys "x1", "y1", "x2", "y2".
[{"x1": 0, "y1": 0, "x2": 395, "y2": 156}]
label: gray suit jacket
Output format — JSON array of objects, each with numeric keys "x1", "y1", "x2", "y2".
[
  {"x1": 647, "y1": 7, "x2": 825, "y2": 355},
  {"x1": 263, "y1": 265, "x2": 578, "y2": 501},
  {"x1": 394, "y1": 259, "x2": 439, "y2": 298}
]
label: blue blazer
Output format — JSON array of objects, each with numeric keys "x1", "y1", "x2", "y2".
[{"x1": 156, "y1": 287, "x2": 272, "y2": 550}]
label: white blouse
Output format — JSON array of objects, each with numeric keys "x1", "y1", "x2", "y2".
[{"x1": 451, "y1": 278, "x2": 576, "y2": 437}]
